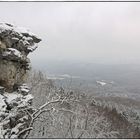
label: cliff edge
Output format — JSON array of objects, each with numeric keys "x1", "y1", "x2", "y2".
[
  {"x1": 0, "y1": 23, "x2": 41, "y2": 91},
  {"x1": 0, "y1": 23, "x2": 41, "y2": 138}
]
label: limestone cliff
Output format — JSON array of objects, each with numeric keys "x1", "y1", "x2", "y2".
[{"x1": 0, "y1": 23, "x2": 41, "y2": 91}]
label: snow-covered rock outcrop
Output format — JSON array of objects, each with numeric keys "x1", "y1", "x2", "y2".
[
  {"x1": 0, "y1": 23, "x2": 42, "y2": 138},
  {"x1": 0, "y1": 23, "x2": 41, "y2": 91},
  {"x1": 0, "y1": 85, "x2": 34, "y2": 138}
]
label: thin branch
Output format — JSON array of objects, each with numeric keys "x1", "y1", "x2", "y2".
[
  {"x1": 69, "y1": 115, "x2": 74, "y2": 138},
  {"x1": 25, "y1": 109, "x2": 32, "y2": 119},
  {"x1": 33, "y1": 109, "x2": 50, "y2": 121},
  {"x1": 32, "y1": 99, "x2": 61, "y2": 117},
  {"x1": 58, "y1": 109, "x2": 76, "y2": 115},
  {"x1": 17, "y1": 127, "x2": 33, "y2": 138}
]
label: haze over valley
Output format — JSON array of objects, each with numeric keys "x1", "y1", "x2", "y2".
[{"x1": 1, "y1": 2, "x2": 140, "y2": 138}]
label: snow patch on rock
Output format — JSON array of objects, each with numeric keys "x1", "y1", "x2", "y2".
[{"x1": 0, "y1": 84, "x2": 34, "y2": 138}]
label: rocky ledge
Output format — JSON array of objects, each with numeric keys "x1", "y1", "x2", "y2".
[{"x1": 0, "y1": 23, "x2": 41, "y2": 91}]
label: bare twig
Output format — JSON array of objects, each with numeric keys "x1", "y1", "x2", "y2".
[
  {"x1": 33, "y1": 109, "x2": 50, "y2": 121},
  {"x1": 17, "y1": 127, "x2": 33, "y2": 138},
  {"x1": 32, "y1": 99, "x2": 61, "y2": 117},
  {"x1": 69, "y1": 115, "x2": 74, "y2": 138},
  {"x1": 58, "y1": 109, "x2": 76, "y2": 115}
]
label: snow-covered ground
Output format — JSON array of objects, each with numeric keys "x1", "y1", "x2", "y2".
[
  {"x1": 96, "y1": 81, "x2": 107, "y2": 86},
  {"x1": 47, "y1": 73, "x2": 80, "y2": 80}
]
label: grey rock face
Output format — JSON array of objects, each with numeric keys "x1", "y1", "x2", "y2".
[{"x1": 0, "y1": 23, "x2": 41, "y2": 91}]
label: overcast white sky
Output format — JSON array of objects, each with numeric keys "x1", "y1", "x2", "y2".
[{"x1": 0, "y1": 2, "x2": 140, "y2": 66}]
